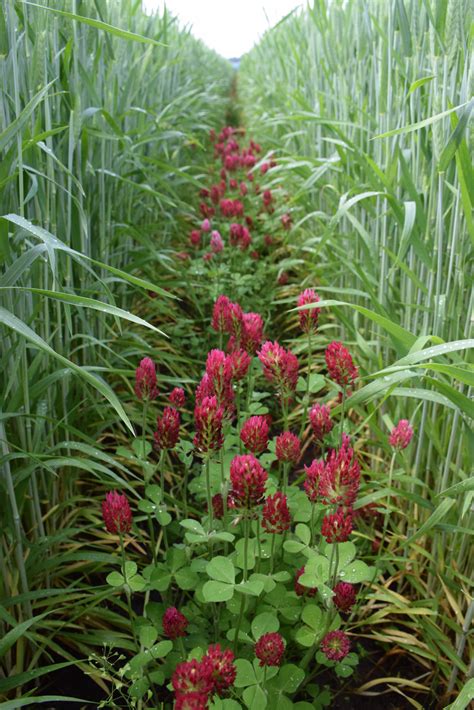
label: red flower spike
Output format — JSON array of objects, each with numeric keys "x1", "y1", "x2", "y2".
[
  {"x1": 204, "y1": 350, "x2": 234, "y2": 415},
  {"x1": 389, "y1": 420, "x2": 414, "y2": 450},
  {"x1": 170, "y1": 387, "x2": 186, "y2": 408},
  {"x1": 163, "y1": 607, "x2": 189, "y2": 639},
  {"x1": 242, "y1": 312, "x2": 264, "y2": 354},
  {"x1": 172, "y1": 659, "x2": 213, "y2": 696},
  {"x1": 194, "y1": 395, "x2": 224, "y2": 453},
  {"x1": 262, "y1": 492, "x2": 291, "y2": 534},
  {"x1": 304, "y1": 459, "x2": 325, "y2": 502},
  {"x1": 175, "y1": 693, "x2": 209, "y2": 710},
  {"x1": 321, "y1": 508, "x2": 353, "y2": 543},
  {"x1": 211, "y1": 296, "x2": 231, "y2": 333},
  {"x1": 255, "y1": 632, "x2": 285, "y2": 667},
  {"x1": 275, "y1": 431, "x2": 301, "y2": 464},
  {"x1": 189, "y1": 229, "x2": 201, "y2": 247},
  {"x1": 102, "y1": 491, "x2": 132, "y2": 534},
  {"x1": 228, "y1": 348, "x2": 251, "y2": 381},
  {"x1": 325, "y1": 341, "x2": 358, "y2": 390},
  {"x1": 281, "y1": 213, "x2": 292, "y2": 230},
  {"x1": 318, "y1": 436, "x2": 360, "y2": 507},
  {"x1": 333, "y1": 582, "x2": 357, "y2": 613},
  {"x1": 225, "y1": 302, "x2": 244, "y2": 342},
  {"x1": 201, "y1": 218, "x2": 211, "y2": 232},
  {"x1": 320, "y1": 630, "x2": 351, "y2": 662},
  {"x1": 297, "y1": 288, "x2": 321, "y2": 333},
  {"x1": 295, "y1": 565, "x2": 318, "y2": 597},
  {"x1": 240, "y1": 415, "x2": 269, "y2": 454},
  {"x1": 210, "y1": 231, "x2": 224, "y2": 253},
  {"x1": 135, "y1": 357, "x2": 158, "y2": 401},
  {"x1": 309, "y1": 403, "x2": 333, "y2": 441},
  {"x1": 258, "y1": 341, "x2": 299, "y2": 400},
  {"x1": 229, "y1": 454, "x2": 267, "y2": 509},
  {"x1": 203, "y1": 644, "x2": 236, "y2": 696},
  {"x1": 211, "y1": 493, "x2": 224, "y2": 520},
  {"x1": 154, "y1": 407, "x2": 180, "y2": 450}
]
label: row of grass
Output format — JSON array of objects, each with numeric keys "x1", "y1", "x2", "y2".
[
  {"x1": 238, "y1": 0, "x2": 473, "y2": 700},
  {"x1": 0, "y1": 0, "x2": 233, "y2": 702}
]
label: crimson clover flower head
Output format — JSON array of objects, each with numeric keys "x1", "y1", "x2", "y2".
[
  {"x1": 201, "y1": 218, "x2": 211, "y2": 232},
  {"x1": 211, "y1": 295, "x2": 231, "y2": 333},
  {"x1": 325, "y1": 341, "x2": 358, "y2": 390},
  {"x1": 102, "y1": 491, "x2": 132, "y2": 534},
  {"x1": 240, "y1": 415, "x2": 270, "y2": 454},
  {"x1": 262, "y1": 492, "x2": 291, "y2": 534},
  {"x1": 172, "y1": 659, "x2": 213, "y2": 696},
  {"x1": 229, "y1": 454, "x2": 267, "y2": 509},
  {"x1": 189, "y1": 229, "x2": 201, "y2": 247},
  {"x1": 174, "y1": 693, "x2": 209, "y2": 710},
  {"x1": 318, "y1": 437, "x2": 360, "y2": 507},
  {"x1": 210, "y1": 230, "x2": 224, "y2": 253},
  {"x1": 228, "y1": 348, "x2": 251, "y2": 381},
  {"x1": 281, "y1": 213, "x2": 292, "y2": 230},
  {"x1": 303, "y1": 459, "x2": 325, "y2": 502},
  {"x1": 255, "y1": 632, "x2": 285, "y2": 667},
  {"x1": 297, "y1": 288, "x2": 321, "y2": 333},
  {"x1": 321, "y1": 507, "x2": 353, "y2": 543},
  {"x1": 242, "y1": 312, "x2": 264, "y2": 354},
  {"x1": 257, "y1": 341, "x2": 299, "y2": 399},
  {"x1": 205, "y1": 349, "x2": 232, "y2": 393},
  {"x1": 320, "y1": 630, "x2": 351, "y2": 662},
  {"x1": 389, "y1": 419, "x2": 414, "y2": 450},
  {"x1": 211, "y1": 493, "x2": 224, "y2": 520},
  {"x1": 194, "y1": 395, "x2": 224, "y2": 453},
  {"x1": 204, "y1": 350, "x2": 234, "y2": 416},
  {"x1": 195, "y1": 373, "x2": 214, "y2": 405},
  {"x1": 162, "y1": 607, "x2": 189, "y2": 639},
  {"x1": 203, "y1": 643, "x2": 236, "y2": 696},
  {"x1": 154, "y1": 407, "x2": 180, "y2": 450},
  {"x1": 169, "y1": 387, "x2": 186, "y2": 408},
  {"x1": 333, "y1": 582, "x2": 357, "y2": 613},
  {"x1": 225, "y1": 301, "x2": 244, "y2": 342},
  {"x1": 275, "y1": 431, "x2": 301, "y2": 464},
  {"x1": 294, "y1": 565, "x2": 318, "y2": 597},
  {"x1": 309, "y1": 403, "x2": 333, "y2": 442},
  {"x1": 135, "y1": 357, "x2": 158, "y2": 401}
]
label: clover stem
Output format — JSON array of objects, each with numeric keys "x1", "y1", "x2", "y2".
[
  {"x1": 119, "y1": 533, "x2": 138, "y2": 644},
  {"x1": 299, "y1": 330, "x2": 312, "y2": 439},
  {"x1": 269, "y1": 533, "x2": 276, "y2": 575},
  {"x1": 340, "y1": 386, "x2": 346, "y2": 445},
  {"x1": 205, "y1": 455, "x2": 213, "y2": 532},
  {"x1": 220, "y1": 447, "x2": 225, "y2": 487},
  {"x1": 142, "y1": 400, "x2": 149, "y2": 461},
  {"x1": 147, "y1": 514, "x2": 157, "y2": 565},
  {"x1": 245, "y1": 358, "x2": 254, "y2": 415},
  {"x1": 283, "y1": 462, "x2": 290, "y2": 495},
  {"x1": 233, "y1": 514, "x2": 249, "y2": 653},
  {"x1": 381, "y1": 452, "x2": 396, "y2": 550},
  {"x1": 256, "y1": 518, "x2": 262, "y2": 573},
  {"x1": 282, "y1": 396, "x2": 289, "y2": 432},
  {"x1": 331, "y1": 543, "x2": 340, "y2": 589},
  {"x1": 310, "y1": 503, "x2": 316, "y2": 547},
  {"x1": 236, "y1": 382, "x2": 243, "y2": 453},
  {"x1": 158, "y1": 449, "x2": 165, "y2": 498}
]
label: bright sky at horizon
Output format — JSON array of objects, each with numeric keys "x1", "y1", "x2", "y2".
[{"x1": 142, "y1": 0, "x2": 302, "y2": 58}]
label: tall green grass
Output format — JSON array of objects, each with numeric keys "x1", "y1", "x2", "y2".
[
  {"x1": 0, "y1": 0, "x2": 231, "y2": 700},
  {"x1": 240, "y1": 0, "x2": 472, "y2": 695}
]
